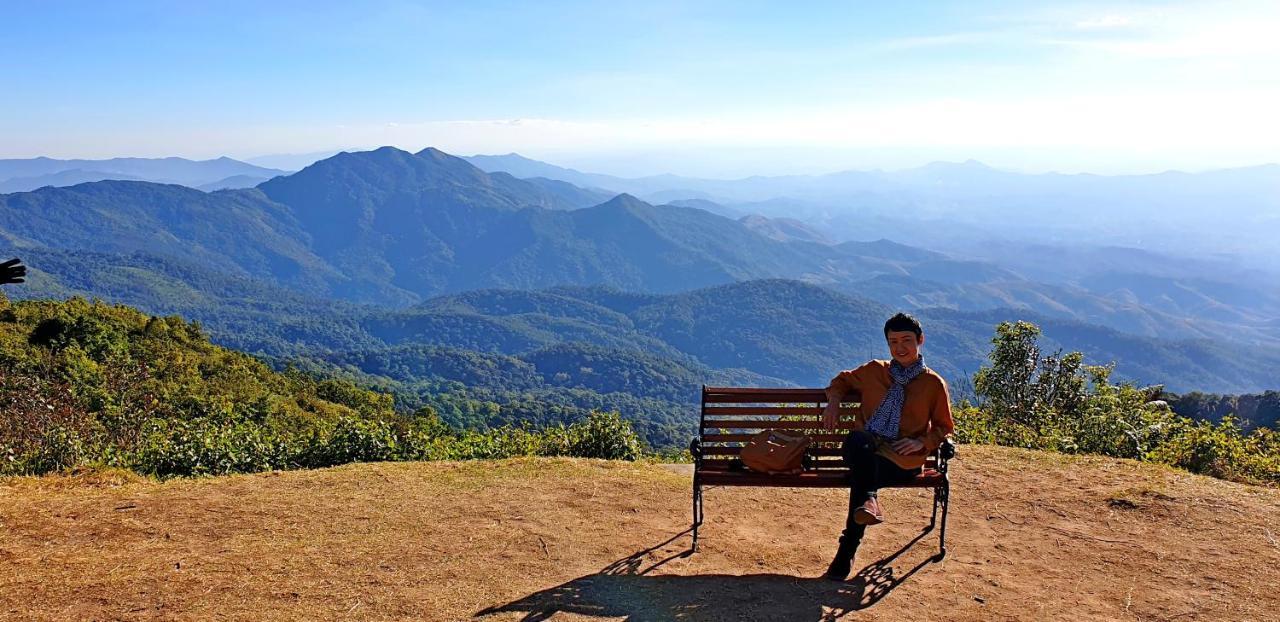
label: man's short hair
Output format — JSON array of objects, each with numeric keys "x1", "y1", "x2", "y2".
[{"x1": 883, "y1": 312, "x2": 923, "y2": 339}]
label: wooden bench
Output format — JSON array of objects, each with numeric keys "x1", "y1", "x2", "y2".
[{"x1": 689, "y1": 386, "x2": 955, "y2": 559}]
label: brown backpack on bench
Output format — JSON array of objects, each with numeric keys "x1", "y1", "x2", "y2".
[{"x1": 740, "y1": 429, "x2": 812, "y2": 475}]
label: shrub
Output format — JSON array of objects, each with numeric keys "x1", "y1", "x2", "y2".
[
  {"x1": 134, "y1": 417, "x2": 281, "y2": 476},
  {"x1": 970, "y1": 321, "x2": 1280, "y2": 485},
  {"x1": 1147, "y1": 416, "x2": 1252, "y2": 482},
  {"x1": 303, "y1": 417, "x2": 398, "y2": 467},
  {"x1": 22, "y1": 425, "x2": 88, "y2": 474},
  {"x1": 561, "y1": 410, "x2": 643, "y2": 460}
]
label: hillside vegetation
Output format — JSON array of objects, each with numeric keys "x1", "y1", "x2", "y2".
[
  {"x1": 0, "y1": 295, "x2": 644, "y2": 477},
  {"x1": 1168, "y1": 390, "x2": 1280, "y2": 431},
  {"x1": 955, "y1": 322, "x2": 1279, "y2": 486},
  {"x1": 2, "y1": 293, "x2": 1276, "y2": 488}
]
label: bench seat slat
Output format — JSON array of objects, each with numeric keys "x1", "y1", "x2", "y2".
[
  {"x1": 697, "y1": 468, "x2": 944, "y2": 489},
  {"x1": 702, "y1": 433, "x2": 850, "y2": 443},
  {"x1": 703, "y1": 406, "x2": 859, "y2": 416},
  {"x1": 703, "y1": 387, "x2": 833, "y2": 396},
  {"x1": 701, "y1": 455, "x2": 942, "y2": 463},
  {"x1": 702, "y1": 420, "x2": 856, "y2": 430},
  {"x1": 700, "y1": 446, "x2": 847, "y2": 457},
  {"x1": 699, "y1": 454, "x2": 939, "y2": 468},
  {"x1": 702, "y1": 394, "x2": 827, "y2": 404},
  {"x1": 702, "y1": 388, "x2": 860, "y2": 403}
]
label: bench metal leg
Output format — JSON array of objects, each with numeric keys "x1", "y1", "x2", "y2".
[
  {"x1": 928, "y1": 485, "x2": 940, "y2": 531},
  {"x1": 691, "y1": 476, "x2": 703, "y2": 552},
  {"x1": 935, "y1": 479, "x2": 950, "y2": 561}
]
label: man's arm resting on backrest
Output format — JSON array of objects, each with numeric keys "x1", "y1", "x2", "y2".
[
  {"x1": 822, "y1": 364, "x2": 866, "y2": 431},
  {"x1": 923, "y1": 378, "x2": 956, "y2": 453}
]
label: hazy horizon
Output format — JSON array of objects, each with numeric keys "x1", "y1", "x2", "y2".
[
  {"x1": 4, "y1": 1, "x2": 1278, "y2": 178},
  {"x1": 6, "y1": 146, "x2": 1279, "y2": 181}
]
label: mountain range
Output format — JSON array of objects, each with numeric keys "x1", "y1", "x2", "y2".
[
  {"x1": 465, "y1": 153, "x2": 1280, "y2": 342},
  {"x1": 464, "y1": 153, "x2": 1280, "y2": 276},
  {"x1": 0, "y1": 156, "x2": 288, "y2": 192},
  {"x1": 3, "y1": 145, "x2": 1278, "y2": 416},
  {"x1": 1, "y1": 147, "x2": 1006, "y2": 306}
]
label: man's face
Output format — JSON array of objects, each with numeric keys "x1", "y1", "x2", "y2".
[{"x1": 886, "y1": 330, "x2": 923, "y2": 367}]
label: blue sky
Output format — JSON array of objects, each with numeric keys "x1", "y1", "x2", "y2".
[{"x1": 3, "y1": 0, "x2": 1277, "y2": 176}]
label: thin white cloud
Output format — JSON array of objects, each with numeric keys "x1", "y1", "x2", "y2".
[
  {"x1": 1074, "y1": 14, "x2": 1132, "y2": 29},
  {"x1": 1046, "y1": 2, "x2": 1280, "y2": 59},
  {"x1": 304, "y1": 88, "x2": 1280, "y2": 159},
  {"x1": 877, "y1": 32, "x2": 995, "y2": 51},
  {"x1": 13, "y1": 83, "x2": 1280, "y2": 174},
  {"x1": 1048, "y1": 21, "x2": 1280, "y2": 59}
]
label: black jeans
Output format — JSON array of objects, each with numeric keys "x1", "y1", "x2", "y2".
[{"x1": 840, "y1": 430, "x2": 921, "y2": 540}]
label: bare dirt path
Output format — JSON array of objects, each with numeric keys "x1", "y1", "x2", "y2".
[{"x1": 2, "y1": 445, "x2": 1278, "y2": 621}]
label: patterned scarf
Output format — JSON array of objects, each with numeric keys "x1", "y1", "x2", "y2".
[{"x1": 865, "y1": 357, "x2": 927, "y2": 440}]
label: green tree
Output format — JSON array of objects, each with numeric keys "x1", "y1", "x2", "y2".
[
  {"x1": 962, "y1": 320, "x2": 1279, "y2": 484},
  {"x1": 972, "y1": 321, "x2": 1092, "y2": 442}
]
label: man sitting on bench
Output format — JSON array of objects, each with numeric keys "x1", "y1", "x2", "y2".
[{"x1": 821, "y1": 312, "x2": 954, "y2": 581}]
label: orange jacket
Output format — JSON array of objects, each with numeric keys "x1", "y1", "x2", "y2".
[{"x1": 825, "y1": 360, "x2": 955, "y2": 469}]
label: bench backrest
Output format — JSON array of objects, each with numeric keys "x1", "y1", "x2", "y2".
[{"x1": 698, "y1": 386, "x2": 939, "y2": 471}]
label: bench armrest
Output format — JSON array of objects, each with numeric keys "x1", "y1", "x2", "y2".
[
  {"x1": 689, "y1": 437, "x2": 702, "y2": 466},
  {"x1": 934, "y1": 439, "x2": 956, "y2": 475}
]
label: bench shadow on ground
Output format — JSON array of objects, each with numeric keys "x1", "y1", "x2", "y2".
[{"x1": 475, "y1": 527, "x2": 939, "y2": 621}]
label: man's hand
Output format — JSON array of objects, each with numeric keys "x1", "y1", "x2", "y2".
[
  {"x1": 890, "y1": 437, "x2": 925, "y2": 455},
  {"x1": 821, "y1": 402, "x2": 841, "y2": 431},
  {"x1": 0, "y1": 258, "x2": 25, "y2": 285}
]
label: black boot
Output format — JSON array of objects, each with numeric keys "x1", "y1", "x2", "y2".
[{"x1": 824, "y1": 533, "x2": 859, "y2": 581}]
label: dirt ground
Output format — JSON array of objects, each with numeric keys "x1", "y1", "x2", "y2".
[{"x1": 2, "y1": 445, "x2": 1278, "y2": 621}]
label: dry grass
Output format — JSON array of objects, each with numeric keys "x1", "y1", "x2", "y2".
[{"x1": 2, "y1": 445, "x2": 1278, "y2": 621}]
